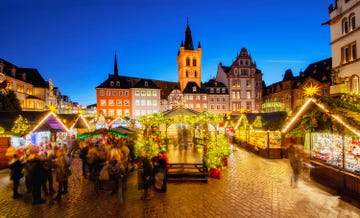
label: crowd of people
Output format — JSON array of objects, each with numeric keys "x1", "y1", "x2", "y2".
[
  {"x1": 6, "y1": 141, "x2": 72, "y2": 204},
  {"x1": 6, "y1": 133, "x2": 170, "y2": 205}
]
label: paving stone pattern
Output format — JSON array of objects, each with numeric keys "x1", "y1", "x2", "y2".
[{"x1": 0, "y1": 146, "x2": 360, "y2": 218}]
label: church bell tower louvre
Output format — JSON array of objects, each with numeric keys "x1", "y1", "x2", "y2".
[{"x1": 177, "y1": 20, "x2": 202, "y2": 92}]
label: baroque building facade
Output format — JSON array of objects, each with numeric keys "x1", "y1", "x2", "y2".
[{"x1": 216, "y1": 48, "x2": 263, "y2": 114}]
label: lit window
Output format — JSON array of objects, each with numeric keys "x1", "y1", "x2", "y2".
[
  {"x1": 189, "y1": 95, "x2": 193, "y2": 100},
  {"x1": 109, "y1": 109, "x2": 114, "y2": 116},
  {"x1": 246, "y1": 91, "x2": 251, "y2": 99},
  {"x1": 116, "y1": 109, "x2": 122, "y2": 116},
  {"x1": 124, "y1": 100, "x2": 130, "y2": 106},
  {"x1": 152, "y1": 90, "x2": 157, "y2": 96},
  {"x1": 141, "y1": 100, "x2": 146, "y2": 106},
  {"x1": 147, "y1": 91, "x2": 151, "y2": 96},
  {"x1": 108, "y1": 100, "x2": 114, "y2": 106},
  {"x1": 196, "y1": 96, "x2": 200, "y2": 100},
  {"x1": 100, "y1": 100, "x2": 106, "y2": 106},
  {"x1": 202, "y1": 96, "x2": 207, "y2": 100},
  {"x1": 147, "y1": 100, "x2": 152, "y2": 106},
  {"x1": 116, "y1": 100, "x2": 122, "y2": 106},
  {"x1": 192, "y1": 86, "x2": 197, "y2": 92},
  {"x1": 141, "y1": 91, "x2": 146, "y2": 96},
  {"x1": 135, "y1": 90, "x2": 140, "y2": 96},
  {"x1": 203, "y1": 104, "x2": 207, "y2": 109},
  {"x1": 152, "y1": 100, "x2": 157, "y2": 106},
  {"x1": 196, "y1": 104, "x2": 200, "y2": 109},
  {"x1": 135, "y1": 100, "x2": 140, "y2": 106},
  {"x1": 124, "y1": 109, "x2": 130, "y2": 116},
  {"x1": 352, "y1": 76, "x2": 359, "y2": 93}
]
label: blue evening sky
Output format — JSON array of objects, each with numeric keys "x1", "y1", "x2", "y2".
[{"x1": 1, "y1": 0, "x2": 332, "y2": 106}]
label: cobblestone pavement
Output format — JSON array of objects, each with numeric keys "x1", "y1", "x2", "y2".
[{"x1": 1, "y1": 146, "x2": 360, "y2": 218}]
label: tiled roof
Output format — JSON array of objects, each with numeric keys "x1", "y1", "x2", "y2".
[
  {"x1": 162, "y1": 105, "x2": 200, "y2": 117},
  {"x1": 182, "y1": 82, "x2": 206, "y2": 94},
  {"x1": 132, "y1": 79, "x2": 159, "y2": 89},
  {"x1": 0, "y1": 58, "x2": 48, "y2": 88}
]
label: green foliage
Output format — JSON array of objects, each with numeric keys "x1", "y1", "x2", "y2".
[
  {"x1": 0, "y1": 90, "x2": 21, "y2": 111},
  {"x1": 0, "y1": 125, "x2": 5, "y2": 135},
  {"x1": 203, "y1": 133, "x2": 231, "y2": 168},
  {"x1": 11, "y1": 115, "x2": 31, "y2": 136}
]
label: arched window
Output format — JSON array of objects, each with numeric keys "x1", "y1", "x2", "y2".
[
  {"x1": 186, "y1": 70, "x2": 189, "y2": 77},
  {"x1": 193, "y1": 59, "x2": 197, "y2": 66},
  {"x1": 186, "y1": 58, "x2": 190, "y2": 66},
  {"x1": 350, "y1": 13, "x2": 356, "y2": 31},
  {"x1": 194, "y1": 71, "x2": 197, "y2": 77},
  {"x1": 343, "y1": 18, "x2": 349, "y2": 34}
]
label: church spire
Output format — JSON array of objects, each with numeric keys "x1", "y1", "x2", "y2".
[
  {"x1": 114, "y1": 53, "x2": 118, "y2": 77},
  {"x1": 184, "y1": 18, "x2": 194, "y2": 50}
]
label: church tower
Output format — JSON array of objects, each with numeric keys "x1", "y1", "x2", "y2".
[{"x1": 177, "y1": 21, "x2": 202, "y2": 91}]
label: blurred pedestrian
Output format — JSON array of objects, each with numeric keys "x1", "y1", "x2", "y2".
[
  {"x1": 138, "y1": 155, "x2": 153, "y2": 200},
  {"x1": 79, "y1": 141, "x2": 89, "y2": 178},
  {"x1": 288, "y1": 144, "x2": 302, "y2": 188},
  {"x1": 27, "y1": 153, "x2": 46, "y2": 204},
  {"x1": 54, "y1": 148, "x2": 71, "y2": 200},
  {"x1": 8, "y1": 154, "x2": 24, "y2": 199}
]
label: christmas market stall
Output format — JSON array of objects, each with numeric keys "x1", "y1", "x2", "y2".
[
  {"x1": 0, "y1": 111, "x2": 69, "y2": 169},
  {"x1": 281, "y1": 94, "x2": 360, "y2": 202},
  {"x1": 232, "y1": 112, "x2": 288, "y2": 159}
]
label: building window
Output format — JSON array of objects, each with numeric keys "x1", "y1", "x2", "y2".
[
  {"x1": 116, "y1": 81, "x2": 120, "y2": 86},
  {"x1": 216, "y1": 88, "x2": 220, "y2": 93},
  {"x1": 152, "y1": 100, "x2": 157, "y2": 106},
  {"x1": 152, "y1": 90, "x2": 157, "y2": 96},
  {"x1": 189, "y1": 95, "x2": 193, "y2": 100},
  {"x1": 210, "y1": 104, "x2": 214, "y2": 110},
  {"x1": 222, "y1": 88, "x2": 226, "y2": 93},
  {"x1": 186, "y1": 71, "x2": 189, "y2": 77},
  {"x1": 119, "y1": 91, "x2": 123, "y2": 96},
  {"x1": 193, "y1": 59, "x2": 197, "y2": 66},
  {"x1": 124, "y1": 109, "x2": 130, "y2": 116},
  {"x1": 194, "y1": 71, "x2": 197, "y2": 78},
  {"x1": 196, "y1": 104, "x2": 201, "y2": 109},
  {"x1": 135, "y1": 90, "x2": 140, "y2": 96},
  {"x1": 108, "y1": 99, "x2": 114, "y2": 106},
  {"x1": 203, "y1": 104, "x2": 207, "y2": 109},
  {"x1": 135, "y1": 100, "x2": 140, "y2": 106},
  {"x1": 147, "y1": 100, "x2": 152, "y2": 106},
  {"x1": 106, "y1": 90, "x2": 111, "y2": 96},
  {"x1": 246, "y1": 80, "x2": 251, "y2": 87},
  {"x1": 125, "y1": 91, "x2": 129, "y2": 96},
  {"x1": 186, "y1": 58, "x2": 190, "y2": 66},
  {"x1": 124, "y1": 100, "x2": 130, "y2": 106},
  {"x1": 100, "y1": 100, "x2": 106, "y2": 106},
  {"x1": 112, "y1": 91, "x2": 117, "y2": 96},
  {"x1": 116, "y1": 109, "x2": 122, "y2": 116},
  {"x1": 202, "y1": 96, "x2": 207, "y2": 100},
  {"x1": 109, "y1": 109, "x2": 114, "y2": 117},
  {"x1": 141, "y1": 100, "x2": 146, "y2": 106},
  {"x1": 210, "y1": 88, "x2": 214, "y2": 93},
  {"x1": 147, "y1": 91, "x2": 151, "y2": 96},
  {"x1": 343, "y1": 18, "x2": 349, "y2": 34},
  {"x1": 110, "y1": 81, "x2": 114, "y2": 87},
  {"x1": 141, "y1": 90, "x2": 146, "y2": 96},
  {"x1": 342, "y1": 42, "x2": 357, "y2": 63},
  {"x1": 100, "y1": 90, "x2": 104, "y2": 96},
  {"x1": 116, "y1": 100, "x2": 122, "y2": 106},
  {"x1": 246, "y1": 91, "x2": 251, "y2": 99},
  {"x1": 192, "y1": 86, "x2": 197, "y2": 92},
  {"x1": 145, "y1": 81, "x2": 148, "y2": 87},
  {"x1": 135, "y1": 110, "x2": 140, "y2": 116},
  {"x1": 196, "y1": 95, "x2": 200, "y2": 100},
  {"x1": 246, "y1": 102, "x2": 251, "y2": 110},
  {"x1": 350, "y1": 13, "x2": 356, "y2": 31}
]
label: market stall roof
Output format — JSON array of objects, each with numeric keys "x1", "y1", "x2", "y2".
[
  {"x1": 0, "y1": 111, "x2": 69, "y2": 136},
  {"x1": 282, "y1": 96, "x2": 360, "y2": 137},
  {"x1": 162, "y1": 105, "x2": 200, "y2": 117},
  {"x1": 57, "y1": 114, "x2": 90, "y2": 130},
  {"x1": 230, "y1": 112, "x2": 287, "y2": 131}
]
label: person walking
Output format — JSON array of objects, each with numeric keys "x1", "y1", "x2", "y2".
[
  {"x1": 79, "y1": 141, "x2": 89, "y2": 178},
  {"x1": 54, "y1": 148, "x2": 70, "y2": 200},
  {"x1": 8, "y1": 154, "x2": 24, "y2": 199},
  {"x1": 138, "y1": 155, "x2": 153, "y2": 200},
  {"x1": 288, "y1": 144, "x2": 302, "y2": 188}
]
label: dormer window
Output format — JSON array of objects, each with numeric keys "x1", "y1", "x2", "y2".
[
  {"x1": 222, "y1": 88, "x2": 226, "y2": 93},
  {"x1": 145, "y1": 81, "x2": 148, "y2": 87},
  {"x1": 116, "y1": 81, "x2": 120, "y2": 86},
  {"x1": 192, "y1": 86, "x2": 197, "y2": 92},
  {"x1": 210, "y1": 88, "x2": 214, "y2": 93},
  {"x1": 110, "y1": 81, "x2": 114, "y2": 86}
]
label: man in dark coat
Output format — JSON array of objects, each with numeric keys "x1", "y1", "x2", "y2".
[{"x1": 27, "y1": 154, "x2": 46, "y2": 204}]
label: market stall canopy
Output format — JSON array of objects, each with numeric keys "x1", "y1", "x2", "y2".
[
  {"x1": 282, "y1": 95, "x2": 360, "y2": 137},
  {"x1": 0, "y1": 111, "x2": 68, "y2": 136},
  {"x1": 57, "y1": 114, "x2": 90, "y2": 130},
  {"x1": 162, "y1": 105, "x2": 200, "y2": 117},
  {"x1": 245, "y1": 112, "x2": 288, "y2": 131}
]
